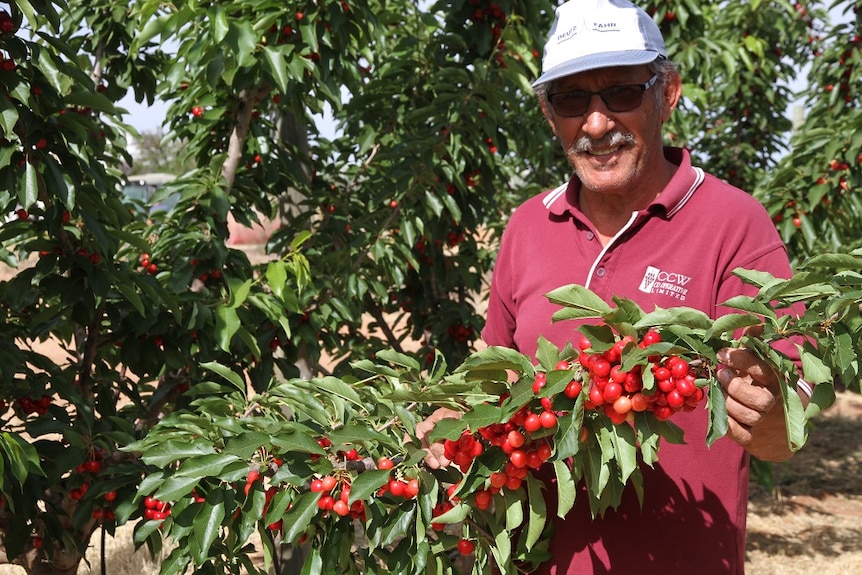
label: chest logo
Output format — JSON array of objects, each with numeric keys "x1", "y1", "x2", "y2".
[{"x1": 638, "y1": 266, "x2": 691, "y2": 302}]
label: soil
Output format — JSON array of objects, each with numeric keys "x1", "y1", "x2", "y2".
[{"x1": 745, "y1": 390, "x2": 862, "y2": 574}]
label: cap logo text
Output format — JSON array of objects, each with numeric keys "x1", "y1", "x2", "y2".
[{"x1": 592, "y1": 21, "x2": 620, "y2": 32}]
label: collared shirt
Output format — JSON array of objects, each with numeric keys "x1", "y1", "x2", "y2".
[{"x1": 482, "y1": 147, "x2": 794, "y2": 574}]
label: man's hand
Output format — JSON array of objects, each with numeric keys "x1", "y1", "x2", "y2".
[
  {"x1": 414, "y1": 407, "x2": 462, "y2": 469},
  {"x1": 715, "y1": 345, "x2": 797, "y2": 462}
]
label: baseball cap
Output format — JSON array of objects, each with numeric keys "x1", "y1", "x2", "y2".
[{"x1": 533, "y1": 0, "x2": 666, "y2": 88}]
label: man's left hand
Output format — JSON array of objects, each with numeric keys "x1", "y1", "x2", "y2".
[{"x1": 715, "y1": 346, "x2": 795, "y2": 462}]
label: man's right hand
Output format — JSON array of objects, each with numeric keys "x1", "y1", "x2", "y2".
[{"x1": 414, "y1": 407, "x2": 462, "y2": 469}]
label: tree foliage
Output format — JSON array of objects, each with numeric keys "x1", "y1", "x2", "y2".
[{"x1": 0, "y1": 0, "x2": 859, "y2": 573}]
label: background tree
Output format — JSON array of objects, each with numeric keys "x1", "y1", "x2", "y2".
[{"x1": 0, "y1": 0, "x2": 858, "y2": 573}]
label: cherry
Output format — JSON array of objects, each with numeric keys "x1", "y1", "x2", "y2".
[
  {"x1": 388, "y1": 479, "x2": 406, "y2": 497},
  {"x1": 457, "y1": 539, "x2": 476, "y2": 556},
  {"x1": 377, "y1": 457, "x2": 394, "y2": 470},
  {"x1": 539, "y1": 410, "x2": 557, "y2": 429},
  {"x1": 564, "y1": 380, "x2": 583, "y2": 399},
  {"x1": 405, "y1": 478, "x2": 420, "y2": 498}
]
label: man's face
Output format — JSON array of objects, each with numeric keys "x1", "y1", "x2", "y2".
[{"x1": 547, "y1": 65, "x2": 674, "y2": 197}]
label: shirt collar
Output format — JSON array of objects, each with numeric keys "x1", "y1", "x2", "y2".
[{"x1": 546, "y1": 147, "x2": 702, "y2": 220}]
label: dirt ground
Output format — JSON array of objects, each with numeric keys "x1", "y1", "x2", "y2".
[{"x1": 745, "y1": 390, "x2": 862, "y2": 575}]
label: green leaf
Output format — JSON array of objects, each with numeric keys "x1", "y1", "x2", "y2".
[
  {"x1": 175, "y1": 452, "x2": 241, "y2": 477},
  {"x1": 192, "y1": 495, "x2": 226, "y2": 563},
  {"x1": 215, "y1": 305, "x2": 240, "y2": 352},
  {"x1": 634, "y1": 306, "x2": 713, "y2": 330},
  {"x1": 210, "y1": 5, "x2": 229, "y2": 43},
  {"x1": 347, "y1": 470, "x2": 390, "y2": 503},
  {"x1": 524, "y1": 474, "x2": 547, "y2": 551},
  {"x1": 780, "y1": 377, "x2": 808, "y2": 452},
  {"x1": 271, "y1": 430, "x2": 328, "y2": 456},
  {"x1": 799, "y1": 345, "x2": 833, "y2": 385},
  {"x1": 281, "y1": 492, "x2": 320, "y2": 544},
  {"x1": 154, "y1": 475, "x2": 201, "y2": 503},
  {"x1": 265, "y1": 260, "x2": 287, "y2": 299},
  {"x1": 706, "y1": 378, "x2": 728, "y2": 447},
  {"x1": 201, "y1": 361, "x2": 246, "y2": 393},
  {"x1": 705, "y1": 312, "x2": 761, "y2": 339},
  {"x1": 375, "y1": 348, "x2": 421, "y2": 371},
  {"x1": 227, "y1": 277, "x2": 253, "y2": 308},
  {"x1": 20, "y1": 160, "x2": 38, "y2": 207},
  {"x1": 456, "y1": 345, "x2": 535, "y2": 377},
  {"x1": 553, "y1": 459, "x2": 576, "y2": 518},
  {"x1": 547, "y1": 284, "x2": 613, "y2": 322},
  {"x1": 224, "y1": 431, "x2": 271, "y2": 459},
  {"x1": 140, "y1": 439, "x2": 217, "y2": 468}
]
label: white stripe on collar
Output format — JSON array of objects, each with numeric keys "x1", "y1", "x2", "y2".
[
  {"x1": 666, "y1": 167, "x2": 704, "y2": 217},
  {"x1": 542, "y1": 167, "x2": 705, "y2": 216},
  {"x1": 542, "y1": 182, "x2": 568, "y2": 209}
]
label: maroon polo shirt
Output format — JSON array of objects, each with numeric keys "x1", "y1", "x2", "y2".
[{"x1": 482, "y1": 147, "x2": 795, "y2": 575}]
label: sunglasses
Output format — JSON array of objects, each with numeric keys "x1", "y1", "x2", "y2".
[{"x1": 548, "y1": 75, "x2": 659, "y2": 117}]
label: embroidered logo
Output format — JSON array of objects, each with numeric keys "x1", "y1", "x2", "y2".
[
  {"x1": 556, "y1": 24, "x2": 579, "y2": 44},
  {"x1": 592, "y1": 21, "x2": 620, "y2": 32},
  {"x1": 638, "y1": 266, "x2": 691, "y2": 302}
]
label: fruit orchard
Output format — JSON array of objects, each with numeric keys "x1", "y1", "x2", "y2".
[{"x1": 0, "y1": 1, "x2": 859, "y2": 574}]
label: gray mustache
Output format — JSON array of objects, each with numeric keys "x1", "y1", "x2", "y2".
[{"x1": 571, "y1": 132, "x2": 635, "y2": 154}]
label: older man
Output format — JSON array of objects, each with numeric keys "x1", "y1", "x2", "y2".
[{"x1": 481, "y1": 0, "x2": 809, "y2": 573}]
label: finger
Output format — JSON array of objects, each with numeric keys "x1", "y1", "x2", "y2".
[
  {"x1": 716, "y1": 348, "x2": 775, "y2": 389},
  {"x1": 718, "y1": 367, "x2": 776, "y2": 414},
  {"x1": 725, "y1": 417, "x2": 753, "y2": 447},
  {"x1": 741, "y1": 323, "x2": 764, "y2": 338},
  {"x1": 723, "y1": 387, "x2": 772, "y2": 427},
  {"x1": 424, "y1": 444, "x2": 451, "y2": 470}
]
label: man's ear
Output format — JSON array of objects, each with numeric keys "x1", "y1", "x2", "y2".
[
  {"x1": 661, "y1": 70, "x2": 683, "y2": 123},
  {"x1": 539, "y1": 100, "x2": 559, "y2": 137}
]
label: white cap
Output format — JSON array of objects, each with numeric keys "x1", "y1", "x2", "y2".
[{"x1": 534, "y1": 0, "x2": 666, "y2": 88}]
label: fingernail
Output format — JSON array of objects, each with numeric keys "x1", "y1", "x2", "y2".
[
  {"x1": 716, "y1": 350, "x2": 728, "y2": 364},
  {"x1": 717, "y1": 368, "x2": 731, "y2": 384}
]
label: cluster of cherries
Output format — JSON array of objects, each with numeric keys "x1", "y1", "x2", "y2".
[
  {"x1": 142, "y1": 495, "x2": 171, "y2": 521},
  {"x1": 13, "y1": 395, "x2": 53, "y2": 417},
  {"x1": 139, "y1": 252, "x2": 158, "y2": 275},
  {"x1": 576, "y1": 330, "x2": 704, "y2": 424},
  {"x1": 437, "y1": 329, "x2": 704, "y2": 518},
  {"x1": 69, "y1": 450, "x2": 119, "y2": 522}
]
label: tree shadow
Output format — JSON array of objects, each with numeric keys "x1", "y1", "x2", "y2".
[{"x1": 753, "y1": 410, "x2": 862, "y2": 500}]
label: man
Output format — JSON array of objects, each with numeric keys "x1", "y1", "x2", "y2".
[{"x1": 480, "y1": 0, "x2": 810, "y2": 573}]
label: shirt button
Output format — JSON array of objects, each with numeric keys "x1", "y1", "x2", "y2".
[
  {"x1": 595, "y1": 267, "x2": 606, "y2": 277},
  {"x1": 586, "y1": 231, "x2": 595, "y2": 241}
]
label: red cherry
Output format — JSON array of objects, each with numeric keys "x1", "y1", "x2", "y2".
[
  {"x1": 388, "y1": 479, "x2": 406, "y2": 498},
  {"x1": 321, "y1": 475, "x2": 337, "y2": 492},
  {"x1": 405, "y1": 478, "x2": 420, "y2": 498},
  {"x1": 377, "y1": 457, "x2": 394, "y2": 470},
  {"x1": 539, "y1": 410, "x2": 557, "y2": 429},
  {"x1": 457, "y1": 539, "x2": 475, "y2": 556}
]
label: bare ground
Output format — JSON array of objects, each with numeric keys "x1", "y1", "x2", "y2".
[{"x1": 745, "y1": 390, "x2": 862, "y2": 574}]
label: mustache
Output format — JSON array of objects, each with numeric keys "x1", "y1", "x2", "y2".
[{"x1": 570, "y1": 131, "x2": 635, "y2": 154}]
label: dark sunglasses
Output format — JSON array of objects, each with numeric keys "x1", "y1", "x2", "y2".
[{"x1": 548, "y1": 75, "x2": 659, "y2": 117}]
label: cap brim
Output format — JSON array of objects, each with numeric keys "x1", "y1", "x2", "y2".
[{"x1": 532, "y1": 51, "x2": 662, "y2": 88}]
